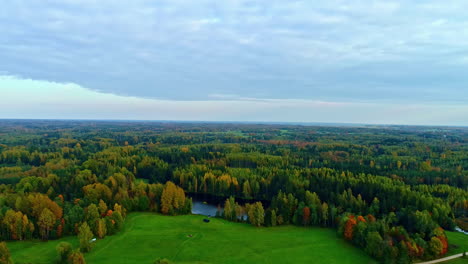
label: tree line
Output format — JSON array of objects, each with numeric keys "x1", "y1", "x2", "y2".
[{"x1": 0, "y1": 121, "x2": 466, "y2": 263}]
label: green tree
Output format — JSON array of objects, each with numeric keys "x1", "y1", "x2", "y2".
[
  {"x1": 85, "y1": 204, "x2": 100, "y2": 235},
  {"x1": 270, "y1": 209, "x2": 277, "y2": 226},
  {"x1": 369, "y1": 197, "x2": 380, "y2": 216},
  {"x1": 365, "y1": 232, "x2": 384, "y2": 259},
  {"x1": 242, "y1": 181, "x2": 252, "y2": 199},
  {"x1": 78, "y1": 222, "x2": 94, "y2": 253},
  {"x1": 56, "y1": 241, "x2": 73, "y2": 264},
  {"x1": 321, "y1": 202, "x2": 329, "y2": 226},
  {"x1": 247, "y1": 202, "x2": 264, "y2": 227},
  {"x1": 428, "y1": 236, "x2": 443, "y2": 257}
]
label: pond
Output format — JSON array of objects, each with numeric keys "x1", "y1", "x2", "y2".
[
  {"x1": 191, "y1": 199, "x2": 220, "y2": 217},
  {"x1": 191, "y1": 197, "x2": 248, "y2": 220}
]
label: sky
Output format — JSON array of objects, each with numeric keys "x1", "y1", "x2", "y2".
[{"x1": 0, "y1": 0, "x2": 467, "y2": 125}]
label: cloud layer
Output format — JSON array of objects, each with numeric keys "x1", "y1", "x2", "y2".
[
  {"x1": 1, "y1": 0, "x2": 468, "y2": 103},
  {"x1": 1, "y1": 76, "x2": 466, "y2": 126}
]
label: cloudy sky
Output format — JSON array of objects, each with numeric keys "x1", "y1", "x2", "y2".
[{"x1": 1, "y1": 0, "x2": 467, "y2": 125}]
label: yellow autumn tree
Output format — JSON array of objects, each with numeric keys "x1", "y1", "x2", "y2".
[
  {"x1": 38, "y1": 208, "x2": 56, "y2": 240},
  {"x1": 160, "y1": 181, "x2": 186, "y2": 215},
  {"x1": 96, "y1": 218, "x2": 107, "y2": 239}
]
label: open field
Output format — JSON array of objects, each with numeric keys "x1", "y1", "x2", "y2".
[
  {"x1": 446, "y1": 231, "x2": 468, "y2": 255},
  {"x1": 9, "y1": 213, "x2": 378, "y2": 264},
  {"x1": 443, "y1": 231, "x2": 468, "y2": 264},
  {"x1": 442, "y1": 258, "x2": 467, "y2": 264}
]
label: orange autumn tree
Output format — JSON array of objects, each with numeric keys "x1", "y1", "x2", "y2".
[
  {"x1": 303, "y1": 207, "x2": 311, "y2": 226},
  {"x1": 344, "y1": 215, "x2": 357, "y2": 241},
  {"x1": 406, "y1": 240, "x2": 424, "y2": 258},
  {"x1": 357, "y1": 215, "x2": 366, "y2": 223},
  {"x1": 57, "y1": 218, "x2": 65, "y2": 238},
  {"x1": 433, "y1": 227, "x2": 448, "y2": 255}
]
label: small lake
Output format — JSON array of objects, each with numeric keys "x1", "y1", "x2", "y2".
[
  {"x1": 191, "y1": 197, "x2": 248, "y2": 220},
  {"x1": 191, "y1": 199, "x2": 220, "y2": 217}
]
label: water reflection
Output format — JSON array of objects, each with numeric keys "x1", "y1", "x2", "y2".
[
  {"x1": 191, "y1": 199, "x2": 220, "y2": 216},
  {"x1": 191, "y1": 198, "x2": 248, "y2": 220}
]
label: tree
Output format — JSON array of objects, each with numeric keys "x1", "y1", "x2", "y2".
[
  {"x1": 242, "y1": 181, "x2": 252, "y2": 199},
  {"x1": 98, "y1": 200, "x2": 108, "y2": 216},
  {"x1": 96, "y1": 218, "x2": 107, "y2": 239},
  {"x1": 109, "y1": 211, "x2": 124, "y2": 233},
  {"x1": 353, "y1": 220, "x2": 368, "y2": 247},
  {"x1": 27, "y1": 193, "x2": 63, "y2": 221},
  {"x1": 365, "y1": 232, "x2": 384, "y2": 259},
  {"x1": 247, "y1": 202, "x2": 264, "y2": 227},
  {"x1": 270, "y1": 209, "x2": 277, "y2": 226},
  {"x1": 38, "y1": 208, "x2": 56, "y2": 240},
  {"x1": 2, "y1": 209, "x2": 30, "y2": 240},
  {"x1": 428, "y1": 236, "x2": 443, "y2": 257},
  {"x1": 0, "y1": 242, "x2": 12, "y2": 264},
  {"x1": 433, "y1": 227, "x2": 448, "y2": 255},
  {"x1": 78, "y1": 222, "x2": 94, "y2": 253},
  {"x1": 254, "y1": 202, "x2": 264, "y2": 227},
  {"x1": 160, "y1": 182, "x2": 186, "y2": 215},
  {"x1": 68, "y1": 250, "x2": 86, "y2": 264},
  {"x1": 321, "y1": 202, "x2": 329, "y2": 226},
  {"x1": 56, "y1": 242, "x2": 73, "y2": 264},
  {"x1": 85, "y1": 204, "x2": 100, "y2": 235},
  {"x1": 343, "y1": 215, "x2": 357, "y2": 241},
  {"x1": 302, "y1": 207, "x2": 311, "y2": 226},
  {"x1": 223, "y1": 196, "x2": 237, "y2": 221},
  {"x1": 370, "y1": 197, "x2": 380, "y2": 216},
  {"x1": 235, "y1": 203, "x2": 244, "y2": 222},
  {"x1": 161, "y1": 182, "x2": 175, "y2": 214},
  {"x1": 65, "y1": 204, "x2": 84, "y2": 235},
  {"x1": 83, "y1": 183, "x2": 112, "y2": 203}
]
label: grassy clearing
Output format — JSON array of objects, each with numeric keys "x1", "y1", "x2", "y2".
[
  {"x1": 8, "y1": 236, "x2": 79, "y2": 264},
  {"x1": 438, "y1": 231, "x2": 468, "y2": 264},
  {"x1": 8, "y1": 213, "x2": 378, "y2": 264},
  {"x1": 446, "y1": 231, "x2": 468, "y2": 255}
]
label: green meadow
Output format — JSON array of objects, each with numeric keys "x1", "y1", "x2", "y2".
[{"x1": 9, "y1": 213, "x2": 378, "y2": 264}]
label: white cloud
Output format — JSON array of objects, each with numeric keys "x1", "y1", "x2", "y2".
[
  {"x1": 0, "y1": 0, "x2": 467, "y2": 103},
  {"x1": 0, "y1": 76, "x2": 467, "y2": 126}
]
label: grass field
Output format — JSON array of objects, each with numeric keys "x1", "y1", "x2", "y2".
[
  {"x1": 443, "y1": 231, "x2": 468, "y2": 264},
  {"x1": 442, "y1": 258, "x2": 468, "y2": 264},
  {"x1": 9, "y1": 213, "x2": 378, "y2": 264},
  {"x1": 446, "y1": 231, "x2": 468, "y2": 255}
]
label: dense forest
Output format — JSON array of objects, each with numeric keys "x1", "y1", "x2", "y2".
[{"x1": 0, "y1": 120, "x2": 466, "y2": 263}]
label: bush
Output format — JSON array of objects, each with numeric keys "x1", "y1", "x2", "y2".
[
  {"x1": 154, "y1": 258, "x2": 171, "y2": 264},
  {"x1": 56, "y1": 242, "x2": 73, "y2": 264},
  {"x1": 68, "y1": 250, "x2": 86, "y2": 264},
  {"x1": 0, "y1": 242, "x2": 13, "y2": 264}
]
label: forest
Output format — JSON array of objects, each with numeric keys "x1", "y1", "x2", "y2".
[{"x1": 0, "y1": 120, "x2": 466, "y2": 264}]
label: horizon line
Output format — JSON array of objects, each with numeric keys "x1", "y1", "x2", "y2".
[{"x1": 0, "y1": 118, "x2": 467, "y2": 128}]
